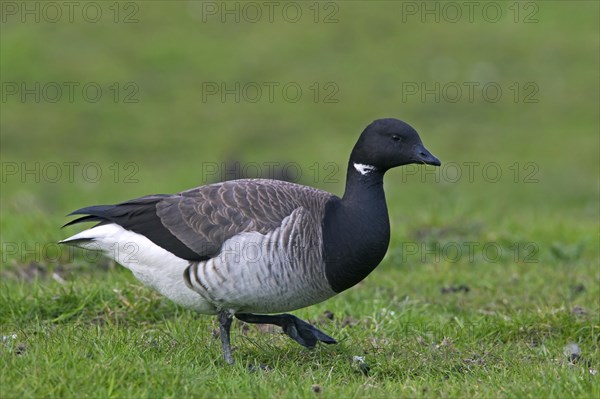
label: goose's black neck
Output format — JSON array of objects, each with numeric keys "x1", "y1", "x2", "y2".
[{"x1": 322, "y1": 161, "x2": 391, "y2": 293}]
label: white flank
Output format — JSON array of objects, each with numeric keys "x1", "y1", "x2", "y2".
[
  {"x1": 60, "y1": 224, "x2": 215, "y2": 314},
  {"x1": 353, "y1": 162, "x2": 377, "y2": 175},
  {"x1": 185, "y1": 208, "x2": 336, "y2": 314},
  {"x1": 61, "y1": 212, "x2": 337, "y2": 314}
]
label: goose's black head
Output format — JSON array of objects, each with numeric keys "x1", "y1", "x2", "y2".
[{"x1": 350, "y1": 118, "x2": 441, "y2": 173}]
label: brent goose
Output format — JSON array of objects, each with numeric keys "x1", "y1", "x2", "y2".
[{"x1": 60, "y1": 118, "x2": 441, "y2": 364}]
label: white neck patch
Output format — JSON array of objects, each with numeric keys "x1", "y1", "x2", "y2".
[{"x1": 353, "y1": 163, "x2": 377, "y2": 175}]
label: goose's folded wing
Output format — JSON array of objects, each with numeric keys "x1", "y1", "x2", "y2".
[{"x1": 65, "y1": 179, "x2": 332, "y2": 261}]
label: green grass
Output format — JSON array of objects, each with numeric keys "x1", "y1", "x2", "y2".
[{"x1": 1, "y1": 1, "x2": 599, "y2": 398}]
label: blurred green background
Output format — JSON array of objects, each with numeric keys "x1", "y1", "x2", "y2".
[
  {"x1": 1, "y1": 1, "x2": 598, "y2": 397},
  {"x1": 1, "y1": 1, "x2": 598, "y2": 282},
  {"x1": 1, "y1": 1, "x2": 598, "y2": 230}
]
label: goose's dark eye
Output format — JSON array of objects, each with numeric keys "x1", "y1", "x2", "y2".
[{"x1": 392, "y1": 135, "x2": 401, "y2": 142}]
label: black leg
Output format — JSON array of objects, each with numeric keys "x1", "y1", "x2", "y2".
[
  {"x1": 218, "y1": 311, "x2": 234, "y2": 365},
  {"x1": 235, "y1": 313, "x2": 337, "y2": 348}
]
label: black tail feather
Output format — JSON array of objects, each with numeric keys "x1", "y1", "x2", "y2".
[
  {"x1": 62, "y1": 214, "x2": 105, "y2": 228},
  {"x1": 61, "y1": 195, "x2": 200, "y2": 261},
  {"x1": 62, "y1": 198, "x2": 168, "y2": 228},
  {"x1": 67, "y1": 205, "x2": 115, "y2": 217}
]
